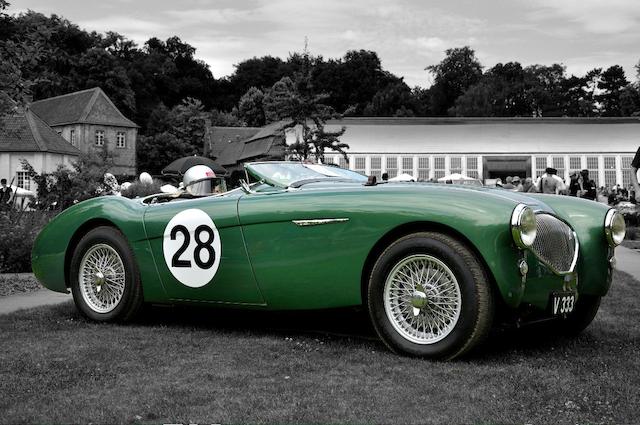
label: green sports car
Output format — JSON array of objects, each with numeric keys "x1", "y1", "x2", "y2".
[{"x1": 32, "y1": 161, "x2": 626, "y2": 360}]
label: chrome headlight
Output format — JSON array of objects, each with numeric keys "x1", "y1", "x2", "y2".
[
  {"x1": 511, "y1": 204, "x2": 537, "y2": 249},
  {"x1": 604, "y1": 209, "x2": 625, "y2": 247}
]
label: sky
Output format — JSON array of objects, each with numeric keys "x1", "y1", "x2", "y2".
[{"x1": 7, "y1": 0, "x2": 640, "y2": 87}]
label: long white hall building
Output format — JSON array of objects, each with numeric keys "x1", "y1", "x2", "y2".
[{"x1": 320, "y1": 117, "x2": 640, "y2": 188}]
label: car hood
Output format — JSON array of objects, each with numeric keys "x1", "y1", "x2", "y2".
[{"x1": 297, "y1": 180, "x2": 556, "y2": 214}]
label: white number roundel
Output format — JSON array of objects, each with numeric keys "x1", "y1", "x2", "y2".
[{"x1": 162, "y1": 209, "x2": 221, "y2": 288}]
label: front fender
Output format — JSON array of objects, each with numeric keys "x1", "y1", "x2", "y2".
[{"x1": 31, "y1": 197, "x2": 166, "y2": 301}]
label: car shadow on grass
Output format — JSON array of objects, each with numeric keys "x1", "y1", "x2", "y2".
[
  {"x1": 114, "y1": 302, "x2": 590, "y2": 361},
  {"x1": 44, "y1": 300, "x2": 604, "y2": 361}
]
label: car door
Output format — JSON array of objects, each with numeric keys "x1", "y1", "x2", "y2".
[
  {"x1": 237, "y1": 188, "x2": 365, "y2": 310},
  {"x1": 143, "y1": 193, "x2": 265, "y2": 305}
]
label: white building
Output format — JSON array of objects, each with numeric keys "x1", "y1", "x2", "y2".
[
  {"x1": 0, "y1": 108, "x2": 80, "y2": 191},
  {"x1": 322, "y1": 117, "x2": 640, "y2": 188}
]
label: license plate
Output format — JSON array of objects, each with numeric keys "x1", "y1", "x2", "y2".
[{"x1": 551, "y1": 292, "x2": 576, "y2": 315}]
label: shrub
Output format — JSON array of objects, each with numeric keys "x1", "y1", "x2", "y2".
[
  {"x1": 121, "y1": 179, "x2": 163, "y2": 199},
  {"x1": 22, "y1": 147, "x2": 115, "y2": 211},
  {"x1": 0, "y1": 209, "x2": 55, "y2": 273}
]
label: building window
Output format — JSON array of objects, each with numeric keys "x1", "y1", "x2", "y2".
[
  {"x1": 16, "y1": 171, "x2": 30, "y2": 190},
  {"x1": 586, "y1": 156, "x2": 599, "y2": 187},
  {"x1": 354, "y1": 156, "x2": 366, "y2": 173},
  {"x1": 604, "y1": 156, "x2": 616, "y2": 188},
  {"x1": 116, "y1": 132, "x2": 126, "y2": 148},
  {"x1": 535, "y1": 156, "x2": 547, "y2": 179},
  {"x1": 95, "y1": 130, "x2": 105, "y2": 146},
  {"x1": 434, "y1": 156, "x2": 445, "y2": 179},
  {"x1": 552, "y1": 156, "x2": 565, "y2": 178},
  {"x1": 417, "y1": 156, "x2": 430, "y2": 181},
  {"x1": 569, "y1": 156, "x2": 581, "y2": 172},
  {"x1": 450, "y1": 156, "x2": 462, "y2": 174},
  {"x1": 338, "y1": 156, "x2": 348, "y2": 169},
  {"x1": 70, "y1": 129, "x2": 76, "y2": 146},
  {"x1": 466, "y1": 156, "x2": 479, "y2": 179},
  {"x1": 401, "y1": 156, "x2": 413, "y2": 176},
  {"x1": 386, "y1": 156, "x2": 398, "y2": 178},
  {"x1": 370, "y1": 156, "x2": 382, "y2": 179},
  {"x1": 622, "y1": 155, "x2": 634, "y2": 188}
]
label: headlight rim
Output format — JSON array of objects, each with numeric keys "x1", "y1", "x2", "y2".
[
  {"x1": 511, "y1": 204, "x2": 537, "y2": 249},
  {"x1": 604, "y1": 209, "x2": 625, "y2": 247}
]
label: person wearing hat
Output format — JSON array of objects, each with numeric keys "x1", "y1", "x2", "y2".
[
  {"x1": 579, "y1": 169, "x2": 597, "y2": 200},
  {"x1": 538, "y1": 167, "x2": 565, "y2": 194},
  {"x1": 512, "y1": 176, "x2": 523, "y2": 192}
]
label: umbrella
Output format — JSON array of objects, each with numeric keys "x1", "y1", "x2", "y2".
[
  {"x1": 437, "y1": 173, "x2": 482, "y2": 186},
  {"x1": 161, "y1": 155, "x2": 227, "y2": 177},
  {"x1": 10, "y1": 185, "x2": 35, "y2": 198},
  {"x1": 388, "y1": 173, "x2": 415, "y2": 182}
]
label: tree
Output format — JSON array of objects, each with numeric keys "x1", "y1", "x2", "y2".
[
  {"x1": 597, "y1": 65, "x2": 629, "y2": 116},
  {"x1": 237, "y1": 86, "x2": 265, "y2": 126},
  {"x1": 451, "y1": 62, "x2": 529, "y2": 116},
  {"x1": 363, "y1": 81, "x2": 415, "y2": 116},
  {"x1": 427, "y1": 46, "x2": 483, "y2": 116},
  {"x1": 263, "y1": 53, "x2": 348, "y2": 163},
  {"x1": 523, "y1": 64, "x2": 567, "y2": 116},
  {"x1": 136, "y1": 98, "x2": 213, "y2": 174}
]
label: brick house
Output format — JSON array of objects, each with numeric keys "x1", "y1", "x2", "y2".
[{"x1": 30, "y1": 87, "x2": 138, "y2": 175}]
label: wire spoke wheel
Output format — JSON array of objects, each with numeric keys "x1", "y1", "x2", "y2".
[
  {"x1": 383, "y1": 254, "x2": 462, "y2": 344},
  {"x1": 78, "y1": 243, "x2": 126, "y2": 313}
]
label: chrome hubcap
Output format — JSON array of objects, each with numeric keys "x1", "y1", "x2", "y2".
[
  {"x1": 78, "y1": 244, "x2": 126, "y2": 313},
  {"x1": 384, "y1": 254, "x2": 462, "y2": 344}
]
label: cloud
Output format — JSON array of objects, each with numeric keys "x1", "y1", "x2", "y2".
[
  {"x1": 402, "y1": 37, "x2": 445, "y2": 54},
  {"x1": 525, "y1": 0, "x2": 640, "y2": 34},
  {"x1": 78, "y1": 16, "x2": 167, "y2": 40},
  {"x1": 164, "y1": 8, "x2": 255, "y2": 25}
]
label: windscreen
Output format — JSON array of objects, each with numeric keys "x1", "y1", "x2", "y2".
[
  {"x1": 245, "y1": 163, "x2": 327, "y2": 187},
  {"x1": 303, "y1": 164, "x2": 368, "y2": 182}
]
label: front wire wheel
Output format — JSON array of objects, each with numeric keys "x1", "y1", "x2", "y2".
[
  {"x1": 70, "y1": 226, "x2": 143, "y2": 322},
  {"x1": 384, "y1": 254, "x2": 462, "y2": 344},
  {"x1": 78, "y1": 244, "x2": 126, "y2": 313},
  {"x1": 368, "y1": 232, "x2": 493, "y2": 360}
]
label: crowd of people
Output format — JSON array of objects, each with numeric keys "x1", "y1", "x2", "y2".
[{"x1": 496, "y1": 167, "x2": 635, "y2": 205}]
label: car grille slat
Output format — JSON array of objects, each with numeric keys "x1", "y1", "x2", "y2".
[{"x1": 530, "y1": 214, "x2": 577, "y2": 274}]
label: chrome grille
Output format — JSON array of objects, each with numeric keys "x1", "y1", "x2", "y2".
[{"x1": 530, "y1": 213, "x2": 578, "y2": 274}]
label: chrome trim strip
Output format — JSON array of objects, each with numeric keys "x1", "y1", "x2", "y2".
[{"x1": 292, "y1": 218, "x2": 349, "y2": 227}]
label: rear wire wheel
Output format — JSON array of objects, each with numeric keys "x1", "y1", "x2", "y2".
[
  {"x1": 70, "y1": 226, "x2": 143, "y2": 322},
  {"x1": 368, "y1": 232, "x2": 493, "y2": 360}
]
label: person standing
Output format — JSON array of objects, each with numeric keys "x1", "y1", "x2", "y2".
[
  {"x1": 568, "y1": 171, "x2": 581, "y2": 196},
  {"x1": 538, "y1": 167, "x2": 565, "y2": 194},
  {"x1": 579, "y1": 169, "x2": 597, "y2": 200},
  {"x1": 632, "y1": 146, "x2": 640, "y2": 202},
  {"x1": 0, "y1": 179, "x2": 12, "y2": 207}
]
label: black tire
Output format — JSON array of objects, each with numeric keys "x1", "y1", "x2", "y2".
[
  {"x1": 557, "y1": 294, "x2": 601, "y2": 336},
  {"x1": 367, "y1": 232, "x2": 493, "y2": 360},
  {"x1": 70, "y1": 226, "x2": 143, "y2": 322}
]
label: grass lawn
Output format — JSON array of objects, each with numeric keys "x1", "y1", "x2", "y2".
[{"x1": 0, "y1": 271, "x2": 638, "y2": 424}]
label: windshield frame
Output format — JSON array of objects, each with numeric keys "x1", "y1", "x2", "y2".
[{"x1": 245, "y1": 161, "x2": 340, "y2": 188}]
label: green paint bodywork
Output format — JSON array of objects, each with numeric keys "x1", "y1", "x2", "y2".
[{"x1": 32, "y1": 176, "x2": 614, "y2": 315}]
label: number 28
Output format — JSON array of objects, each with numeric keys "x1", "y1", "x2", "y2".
[{"x1": 170, "y1": 224, "x2": 216, "y2": 269}]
